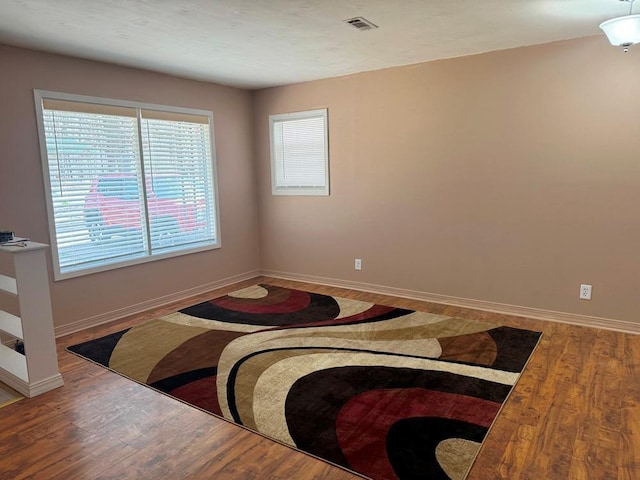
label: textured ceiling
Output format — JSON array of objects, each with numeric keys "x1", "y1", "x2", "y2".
[{"x1": 0, "y1": 0, "x2": 629, "y2": 89}]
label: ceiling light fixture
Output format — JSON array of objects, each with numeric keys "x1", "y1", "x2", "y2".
[{"x1": 600, "y1": 0, "x2": 640, "y2": 52}]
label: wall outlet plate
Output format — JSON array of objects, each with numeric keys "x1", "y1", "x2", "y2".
[
  {"x1": 579, "y1": 284, "x2": 592, "y2": 300},
  {"x1": 355, "y1": 258, "x2": 362, "y2": 270}
]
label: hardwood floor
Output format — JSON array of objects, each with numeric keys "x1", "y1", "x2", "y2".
[{"x1": 0, "y1": 276, "x2": 638, "y2": 479}]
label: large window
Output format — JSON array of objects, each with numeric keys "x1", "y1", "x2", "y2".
[
  {"x1": 34, "y1": 90, "x2": 220, "y2": 280},
  {"x1": 269, "y1": 109, "x2": 329, "y2": 196}
]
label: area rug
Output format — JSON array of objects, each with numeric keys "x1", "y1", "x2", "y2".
[
  {"x1": 68, "y1": 284, "x2": 541, "y2": 480},
  {"x1": 0, "y1": 382, "x2": 23, "y2": 409}
]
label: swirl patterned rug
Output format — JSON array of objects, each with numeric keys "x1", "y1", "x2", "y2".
[{"x1": 68, "y1": 284, "x2": 541, "y2": 480}]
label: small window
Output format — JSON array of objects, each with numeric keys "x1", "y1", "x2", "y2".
[
  {"x1": 34, "y1": 90, "x2": 220, "y2": 280},
  {"x1": 269, "y1": 109, "x2": 329, "y2": 196}
]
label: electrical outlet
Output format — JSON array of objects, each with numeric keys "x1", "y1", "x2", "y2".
[
  {"x1": 579, "y1": 284, "x2": 592, "y2": 300},
  {"x1": 354, "y1": 258, "x2": 362, "y2": 271}
]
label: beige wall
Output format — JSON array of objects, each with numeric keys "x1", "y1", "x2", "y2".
[
  {"x1": 3, "y1": 35, "x2": 639, "y2": 331},
  {"x1": 253, "y1": 36, "x2": 640, "y2": 324},
  {"x1": 0, "y1": 44, "x2": 260, "y2": 330}
]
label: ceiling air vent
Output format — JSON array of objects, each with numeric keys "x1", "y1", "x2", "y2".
[{"x1": 343, "y1": 17, "x2": 378, "y2": 31}]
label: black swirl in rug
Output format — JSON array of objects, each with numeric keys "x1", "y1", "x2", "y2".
[{"x1": 67, "y1": 284, "x2": 541, "y2": 480}]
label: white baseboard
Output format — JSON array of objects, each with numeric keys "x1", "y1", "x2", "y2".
[
  {"x1": 0, "y1": 370, "x2": 64, "y2": 398},
  {"x1": 261, "y1": 269, "x2": 640, "y2": 335},
  {"x1": 55, "y1": 267, "x2": 640, "y2": 339},
  {"x1": 55, "y1": 270, "x2": 261, "y2": 338}
]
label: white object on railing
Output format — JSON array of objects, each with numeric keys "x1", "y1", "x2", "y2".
[{"x1": 0, "y1": 241, "x2": 63, "y2": 397}]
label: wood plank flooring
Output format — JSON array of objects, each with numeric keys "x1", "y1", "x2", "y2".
[{"x1": 0, "y1": 276, "x2": 638, "y2": 479}]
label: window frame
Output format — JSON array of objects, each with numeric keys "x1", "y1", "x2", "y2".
[
  {"x1": 33, "y1": 89, "x2": 222, "y2": 281},
  {"x1": 269, "y1": 108, "x2": 329, "y2": 196}
]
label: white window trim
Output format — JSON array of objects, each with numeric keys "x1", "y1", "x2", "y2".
[
  {"x1": 269, "y1": 108, "x2": 329, "y2": 196},
  {"x1": 33, "y1": 89, "x2": 222, "y2": 281}
]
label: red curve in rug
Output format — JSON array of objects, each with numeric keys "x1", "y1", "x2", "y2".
[{"x1": 335, "y1": 388, "x2": 501, "y2": 479}]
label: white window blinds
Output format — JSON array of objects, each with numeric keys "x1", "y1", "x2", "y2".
[
  {"x1": 35, "y1": 91, "x2": 219, "y2": 279},
  {"x1": 140, "y1": 110, "x2": 216, "y2": 251},
  {"x1": 269, "y1": 109, "x2": 329, "y2": 196}
]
